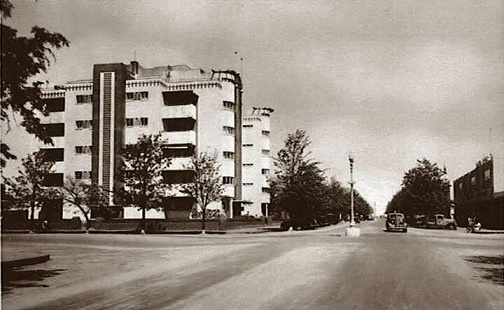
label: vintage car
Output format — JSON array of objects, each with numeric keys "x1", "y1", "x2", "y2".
[
  {"x1": 386, "y1": 212, "x2": 408, "y2": 232},
  {"x1": 424, "y1": 214, "x2": 457, "y2": 230}
]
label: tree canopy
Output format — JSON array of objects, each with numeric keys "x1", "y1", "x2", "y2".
[
  {"x1": 273, "y1": 130, "x2": 327, "y2": 219},
  {"x1": 271, "y1": 130, "x2": 374, "y2": 221},
  {"x1": 59, "y1": 176, "x2": 109, "y2": 230},
  {"x1": 180, "y1": 151, "x2": 224, "y2": 231},
  {"x1": 1, "y1": 0, "x2": 69, "y2": 167},
  {"x1": 2, "y1": 150, "x2": 56, "y2": 220},
  {"x1": 116, "y1": 134, "x2": 170, "y2": 225},
  {"x1": 386, "y1": 158, "x2": 450, "y2": 216}
]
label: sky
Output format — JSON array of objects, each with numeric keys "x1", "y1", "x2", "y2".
[{"x1": 3, "y1": 0, "x2": 504, "y2": 214}]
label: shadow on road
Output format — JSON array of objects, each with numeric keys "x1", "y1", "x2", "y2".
[
  {"x1": 464, "y1": 255, "x2": 504, "y2": 286},
  {"x1": 381, "y1": 229, "x2": 406, "y2": 233},
  {"x1": 1, "y1": 267, "x2": 67, "y2": 293}
]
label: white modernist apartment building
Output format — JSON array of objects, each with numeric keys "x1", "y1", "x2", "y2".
[
  {"x1": 26, "y1": 61, "x2": 263, "y2": 220},
  {"x1": 241, "y1": 108, "x2": 274, "y2": 217}
]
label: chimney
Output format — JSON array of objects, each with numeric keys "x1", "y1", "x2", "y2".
[{"x1": 130, "y1": 61, "x2": 139, "y2": 75}]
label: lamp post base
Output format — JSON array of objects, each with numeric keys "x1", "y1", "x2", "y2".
[{"x1": 345, "y1": 226, "x2": 361, "y2": 237}]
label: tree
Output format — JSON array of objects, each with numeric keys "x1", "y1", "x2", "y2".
[
  {"x1": 116, "y1": 134, "x2": 171, "y2": 231},
  {"x1": 386, "y1": 190, "x2": 405, "y2": 214},
  {"x1": 273, "y1": 130, "x2": 326, "y2": 221},
  {"x1": 392, "y1": 158, "x2": 451, "y2": 216},
  {"x1": 323, "y1": 178, "x2": 349, "y2": 218},
  {"x1": 1, "y1": 0, "x2": 69, "y2": 167},
  {"x1": 59, "y1": 176, "x2": 108, "y2": 230},
  {"x1": 2, "y1": 150, "x2": 56, "y2": 223},
  {"x1": 180, "y1": 151, "x2": 224, "y2": 233}
]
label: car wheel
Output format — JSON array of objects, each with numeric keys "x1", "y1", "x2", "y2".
[
  {"x1": 280, "y1": 223, "x2": 290, "y2": 231},
  {"x1": 448, "y1": 224, "x2": 456, "y2": 230}
]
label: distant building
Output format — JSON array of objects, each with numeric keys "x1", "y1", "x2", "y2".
[
  {"x1": 23, "y1": 61, "x2": 245, "y2": 220},
  {"x1": 241, "y1": 107, "x2": 274, "y2": 217},
  {"x1": 453, "y1": 155, "x2": 503, "y2": 229}
]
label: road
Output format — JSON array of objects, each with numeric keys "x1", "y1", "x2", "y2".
[{"x1": 2, "y1": 220, "x2": 503, "y2": 309}]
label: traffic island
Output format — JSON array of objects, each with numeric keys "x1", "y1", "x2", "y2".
[
  {"x1": 345, "y1": 226, "x2": 361, "y2": 237},
  {"x1": 1, "y1": 254, "x2": 50, "y2": 269}
]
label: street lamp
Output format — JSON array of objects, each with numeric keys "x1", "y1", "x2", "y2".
[
  {"x1": 349, "y1": 154, "x2": 355, "y2": 227},
  {"x1": 345, "y1": 153, "x2": 360, "y2": 237}
]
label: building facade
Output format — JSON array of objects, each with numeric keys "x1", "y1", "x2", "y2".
[
  {"x1": 241, "y1": 108, "x2": 273, "y2": 217},
  {"x1": 35, "y1": 61, "x2": 244, "y2": 220},
  {"x1": 453, "y1": 155, "x2": 503, "y2": 229}
]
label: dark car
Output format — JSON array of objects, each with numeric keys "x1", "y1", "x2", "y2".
[
  {"x1": 280, "y1": 218, "x2": 314, "y2": 231},
  {"x1": 386, "y1": 212, "x2": 408, "y2": 232}
]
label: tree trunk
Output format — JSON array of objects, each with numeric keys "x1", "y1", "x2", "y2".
[
  {"x1": 142, "y1": 205, "x2": 146, "y2": 232},
  {"x1": 84, "y1": 211, "x2": 90, "y2": 231},
  {"x1": 202, "y1": 206, "x2": 206, "y2": 232},
  {"x1": 30, "y1": 200, "x2": 35, "y2": 232}
]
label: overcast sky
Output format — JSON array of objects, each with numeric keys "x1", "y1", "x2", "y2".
[{"x1": 4, "y1": 0, "x2": 504, "y2": 214}]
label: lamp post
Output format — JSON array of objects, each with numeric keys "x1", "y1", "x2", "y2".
[
  {"x1": 349, "y1": 154, "x2": 355, "y2": 227},
  {"x1": 345, "y1": 154, "x2": 360, "y2": 237}
]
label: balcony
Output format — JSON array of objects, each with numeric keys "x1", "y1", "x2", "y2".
[
  {"x1": 162, "y1": 91, "x2": 198, "y2": 106},
  {"x1": 161, "y1": 131, "x2": 196, "y2": 145},
  {"x1": 162, "y1": 117, "x2": 196, "y2": 132},
  {"x1": 168, "y1": 157, "x2": 192, "y2": 170},
  {"x1": 161, "y1": 105, "x2": 197, "y2": 119},
  {"x1": 163, "y1": 143, "x2": 195, "y2": 158},
  {"x1": 162, "y1": 170, "x2": 195, "y2": 184}
]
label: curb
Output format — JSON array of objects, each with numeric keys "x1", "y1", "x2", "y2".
[{"x1": 1, "y1": 254, "x2": 50, "y2": 269}]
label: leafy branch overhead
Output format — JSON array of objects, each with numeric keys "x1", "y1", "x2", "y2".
[{"x1": 1, "y1": 0, "x2": 69, "y2": 166}]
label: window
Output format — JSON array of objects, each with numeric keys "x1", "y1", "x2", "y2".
[
  {"x1": 223, "y1": 151, "x2": 234, "y2": 159},
  {"x1": 40, "y1": 148, "x2": 64, "y2": 162},
  {"x1": 243, "y1": 163, "x2": 254, "y2": 167},
  {"x1": 261, "y1": 169, "x2": 270, "y2": 175},
  {"x1": 262, "y1": 187, "x2": 271, "y2": 193},
  {"x1": 458, "y1": 183, "x2": 463, "y2": 190},
  {"x1": 43, "y1": 173, "x2": 64, "y2": 187},
  {"x1": 126, "y1": 91, "x2": 149, "y2": 101},
  {"x1": 75, "y1": 145, "x2": 92, "y2": 154},
  {"x1": 223, "y1": 101, "x2": 235, "y2": 110},
  {"x1": 484, "y1": 169, "x2": 491, "y2": 181},
  {"x1": 223, "y1": 177, "x2": 234, "y2": 184},
  {"x1": 223, "y1": 126, "x2": 235, "y2": 135},
  {"x1": 243, "y1": 144, "x2": 253, "y2": 147},
  {"x1": 76, "y1": 95, "x2": 92, "y2": 104},
  {"x1": 76, "y1": 120, "x2": 92, "y2": 130},
  {"x1": 243, "y1": 183, "x2": 253, "y2": 186},
  {"x1": 243, "y1": 124, "x2": 253, "y2": 128},
  {"x1": 261, "y1": 149, "x2": 270, "y2": 155},
  {"x1": 126, "y1": 117, "x2": 148, "y2": 127},
  {"x1": 45, "y1": 98, "x2": 65, "y2": 112},
  {"x1": 43, "y1": 123, "x2": 65, "y2": 137},
  {"x1": 262, "y1": 130, "x2": 270, "y2": 136},
  {"x1": 162, "y1": 170, "x2": 195, "y2": 184},
  {"x1": 75, "y1": 171, "x2": 92, "y2": 180}
]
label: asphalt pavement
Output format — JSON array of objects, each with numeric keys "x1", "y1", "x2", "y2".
[{"x1": 2, "y1": 220, "x2": 503, "y2": 310}]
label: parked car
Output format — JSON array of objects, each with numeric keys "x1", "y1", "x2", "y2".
[
  {"x1": 280, "y1": 217, "x2": 314, "y2": 231},
  {"x1": 424, "y1": 214, "x2": 457, "y2": 230},
  {"x1": 386, "y1": 212, "x2": 408, "y2": 232}
]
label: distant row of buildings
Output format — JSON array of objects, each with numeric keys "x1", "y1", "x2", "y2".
[{"x1": 15, "y1": 60, "x2": 273, "y2": 221}]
